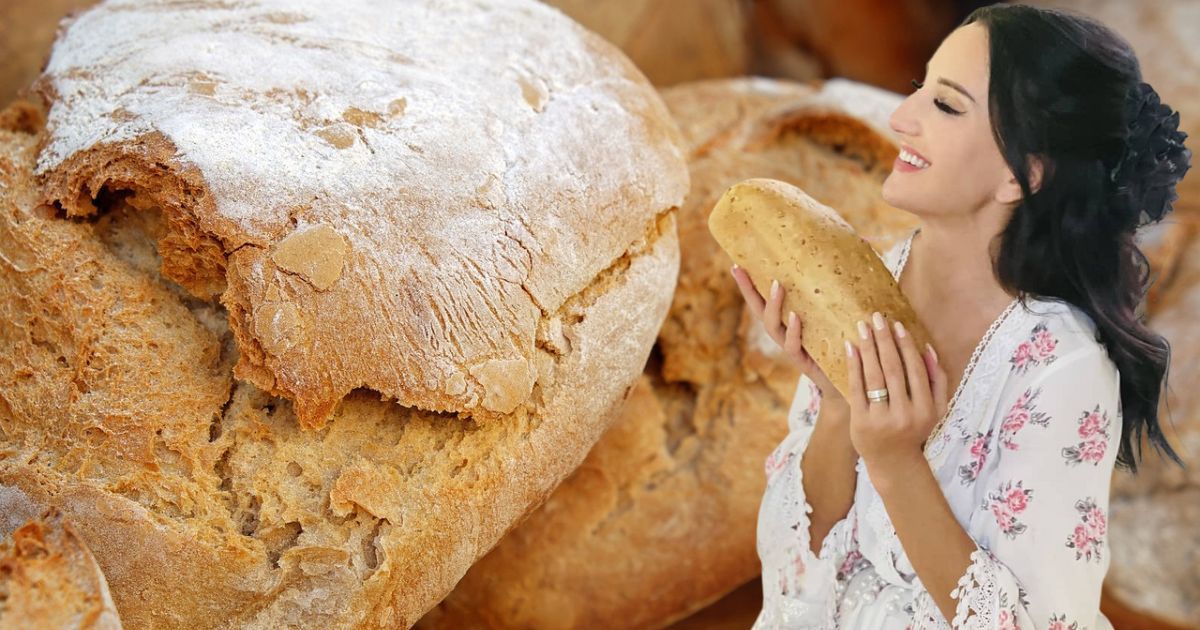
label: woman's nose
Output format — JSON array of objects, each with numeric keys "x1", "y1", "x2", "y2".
[{"x1": 889, "y1": 97, "x2": 920, "y2": 138}]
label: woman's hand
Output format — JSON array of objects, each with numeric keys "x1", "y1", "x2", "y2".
[
  {"x1": 845, "y1": 311, "x2": 949, "y2": 473},
  {"x1": 729, "y1": 264, "x2": 845, "y2": 406}
]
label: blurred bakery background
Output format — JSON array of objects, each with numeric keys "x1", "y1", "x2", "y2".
[{"x1": 2, "y1": 0, "x2": 1196, "y2": 628}]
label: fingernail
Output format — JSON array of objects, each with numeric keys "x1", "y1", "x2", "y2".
[
  {"x1": 872, "y1": 312, "x2": 886, "y2": 330},
  {"x1": 857, "y1": 320, "x2": 869, "y2": 340},
  {"x1": 926, "y1": 343, "x2": 939, "y2": 363},
  {"x1": 771, "y1": 279, "x2": 780, "y2": 298},
  {"x1": 789, "y1": 311, "x2": 798, "y2": 325},
  {"x1": 732, "y1": 263, "x2": 740, "y2": 271},
  {"x1": 894, "y1": 321, "x2": 906, "y2": 338},
  {"x1": 845, "y1": 339, "x2": 854, "y2": 357}
]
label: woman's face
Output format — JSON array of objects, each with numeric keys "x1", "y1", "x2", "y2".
[{"x1": 882, "y1": 22, "x2": 1017, "y2": 219}]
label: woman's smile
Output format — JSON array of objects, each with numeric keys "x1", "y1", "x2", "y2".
[{"x1": 894, "y1": 146, "x2": 931, "y2": 172}]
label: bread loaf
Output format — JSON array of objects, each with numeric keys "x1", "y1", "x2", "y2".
[
  {"x1": 0, "y1": 0, "x2": 687, "y2": 625},
  {"x1": 33, "y1": 0, "x2": 689, "y2": 430},
  {"x1": 419, "y1": 77, "x2": 918, "y2": 629},
  {"x1": 708, "y1": 178, "x2": 933, "y2": 399},
  {"x1": 0, "y1": 509, "x2": 122, "y2": 630},
  {"x1": 544, "y1": 0, "x2": 748, "y2": 87}
]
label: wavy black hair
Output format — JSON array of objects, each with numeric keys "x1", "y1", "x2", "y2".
[{"x1": 963, "y1": 4, "x2": 1191, "y2": 471}]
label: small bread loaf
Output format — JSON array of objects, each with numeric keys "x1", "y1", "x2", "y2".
[{"x1": 708, "y1": 178, "x2": 933, "y2": 398}]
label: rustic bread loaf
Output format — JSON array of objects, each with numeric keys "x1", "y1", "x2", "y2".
[
  {"x1": 418, "y1": 77, "x2": 918, "y2": 629},
  {"x1": 0, "y1": 509, "x2": 122, "y2": 630},
  {"x1": 708, "y1": 177, "x2": 934, "y2": 400},
  {"x1": 544, "y1": 0, "x2": 748, "y2": 87},
  {"x1": 33, "y1": 0, "x2": 688, "y2": 430},
  {"x1": 0, "y1": 0, "x2": 686, "y2": 624}
]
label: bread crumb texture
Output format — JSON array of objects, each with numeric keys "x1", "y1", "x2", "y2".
[{"x1": 0, "y1": 0, "x2": 688, "y2": 626}]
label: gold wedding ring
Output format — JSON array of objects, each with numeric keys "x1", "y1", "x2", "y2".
[{"x1": 867, "y1": 388, "x2": 890, "y2": 403}]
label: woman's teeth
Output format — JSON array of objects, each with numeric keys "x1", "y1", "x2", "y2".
[{"x1": 900, "y1": 149, "x2": 930, "y2": 169}]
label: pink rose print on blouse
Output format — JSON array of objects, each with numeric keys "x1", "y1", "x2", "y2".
[
  {"x1": 999, "y1": 387, "x2": 1050, "y2": 450},
  {"x1": 836, "y1": 548, "x2": 866, "y2": 581},
  {"x1": 1010, "y1": 322, "x2": 1060, "y2": 375},
  {"x1": 1048, "y1": 614, "x2": 1080, "y2": 630},
  {"x1": 1066, "y1": 497, "x2": 1107, "y2": 562},
  {"x1": 996, "y1": 591, "x2": 1022, "y2": 630},
  {"x1": 764, "y1": 447, "x2": 794, "y2": 479},
  {"x1": 985, "y1": 480, "x2": 1033, "y2": 539},
  {"x1": 1062, "y1": 405, "x2": 1112, "y2": 466},
  {"x1": 958, "y1": 429, "x2": 994, "y2": 485},
  {"x1": 799, "y1": 379, "x2": 821, "y2": 426}
]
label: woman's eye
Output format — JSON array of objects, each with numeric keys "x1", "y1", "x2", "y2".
[{"x1": 934, "y1": 99, "x2": 963, "y2": 116}]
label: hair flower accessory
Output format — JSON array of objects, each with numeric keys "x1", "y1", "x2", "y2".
[{"x1": 1110, "y1": 81, "x2": 1192, "y2": 226}]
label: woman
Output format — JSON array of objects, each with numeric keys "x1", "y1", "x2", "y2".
[{"x1": 733, "y1": 4, "x2": 1191, "y2": 628}]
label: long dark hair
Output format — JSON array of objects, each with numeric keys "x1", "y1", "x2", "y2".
[{"x1": 963, "y1": 4, "x2": 1191, "y2": 471}]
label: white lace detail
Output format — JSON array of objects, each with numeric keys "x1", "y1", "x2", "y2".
[
  {"x1": 924, "y1": 298, "x2": 1022, "y2": 462},
  {"x1": 949, "y1": 548, "x2": 1001, "y2": 629},
  {"x1": 891, "y1": 227, "x2": 917, "y2": 283},
  {"x1": 910, "y1": 588, "x2": 953, "y2": 629}
]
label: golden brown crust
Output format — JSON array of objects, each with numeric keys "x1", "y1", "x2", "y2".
[{"x1": 0, "y1": 508, "x2": 122, "y2": 630}]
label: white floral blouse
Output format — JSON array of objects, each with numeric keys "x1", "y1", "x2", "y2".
[{"x1": 754, "y1": 228, "x2": 1120, "y2": 629}]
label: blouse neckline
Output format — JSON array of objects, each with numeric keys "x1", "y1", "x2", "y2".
[{"x1": 891, "y1": 227, "x2": 1023, "y2": 453}]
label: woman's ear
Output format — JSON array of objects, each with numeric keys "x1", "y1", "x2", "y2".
[{"x1": 995, "y1": 154, "x2": 1046, "y2": 204}]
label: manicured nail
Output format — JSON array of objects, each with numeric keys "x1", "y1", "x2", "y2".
[
  {"x1": 926, "y1": 343, "x2": 939, "y2": 363},
  {"x1": 845, "y1": 339, "x2": 854, "y2": 357},
  {"x1": 857, "y1": 320, "x2": 869, "y2": 340},
  {"x1": 771, "y1": 279, "x2": 780, "y2": 298},
  {"x1": 894, "y1": 321, "x2": 906, "y2": 338},
  {"x1": 872, "y1": 311, "x2": 886, "y2": 330}
]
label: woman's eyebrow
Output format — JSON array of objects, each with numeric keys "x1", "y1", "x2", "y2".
[{"x1": 925, "y1": 63, "x2": 977, "y2": 103}]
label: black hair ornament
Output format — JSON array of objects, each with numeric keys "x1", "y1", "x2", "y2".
[{"x1": 1109, "y1": 81, "x2": 1192, "y2": 227}]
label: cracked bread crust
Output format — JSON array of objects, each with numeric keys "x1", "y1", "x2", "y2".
[
  {"x1": 0, "y1": 47, "x2": 681, "y2": 630},
  {"x1": 32, "y1": 0, "x2": 689, "y2": 429}
]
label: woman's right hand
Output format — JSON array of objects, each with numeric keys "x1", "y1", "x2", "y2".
[{"x1": 730, "y1": 264, "x2": 847, "y2": 407}]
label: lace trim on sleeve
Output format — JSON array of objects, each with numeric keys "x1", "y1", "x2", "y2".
[{"x1": 949, "y1": 548, "x2": 1002, "y2": 629}]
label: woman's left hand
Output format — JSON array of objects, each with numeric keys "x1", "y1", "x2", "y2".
[{"x1": 845, "y1": 311, "x2": 950, "y2": 473}]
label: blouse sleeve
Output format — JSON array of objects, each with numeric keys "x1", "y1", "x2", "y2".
[
  {"x1": 759, "y1": 375, "x2": 859, "y2": 628},
  {"x1": 950, "y1": 346, "x2": 1121, "y2": 629}
]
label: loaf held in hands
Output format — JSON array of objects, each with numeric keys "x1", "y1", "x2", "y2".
[{"x1": 708, "y1": 178, "x2": 933, "y2": 399}]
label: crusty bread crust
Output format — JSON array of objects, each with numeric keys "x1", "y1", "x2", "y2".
[
  {"x1": 33, "y1": 0, "x2": 689, "y2": 430},
  {"x1": 0, "y1": 509, "x2": 122, "y2": 630},
  {"x1": 0, "y1": 0, "x2": 687, "y2": 623}
]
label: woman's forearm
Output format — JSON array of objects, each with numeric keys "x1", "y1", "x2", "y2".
[
  {"x1": 800, "y1": 398, "x2": 860, "y2": 554},
  {"x1": 868, "y1": 453, "x2": 975, "y2": 623}
]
